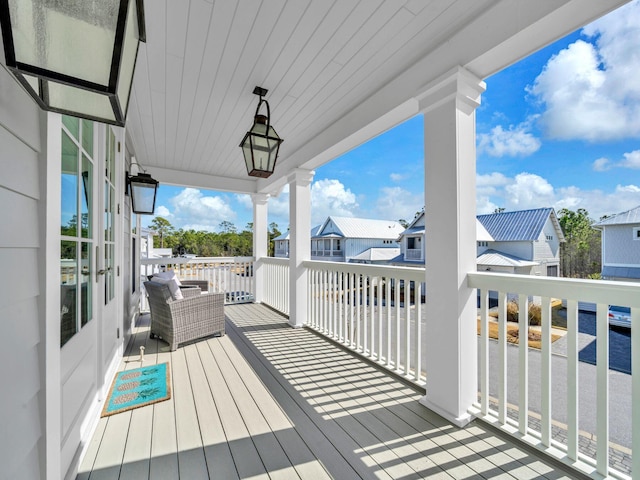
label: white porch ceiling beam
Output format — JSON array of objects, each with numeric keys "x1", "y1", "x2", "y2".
[{"x1": 146, "y1": 166, "x2": 257, "y2": 194}]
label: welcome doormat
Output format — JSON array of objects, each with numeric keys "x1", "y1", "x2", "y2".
[{"x1": 102, "y1": 363, "x2": 171, "y2": 417}]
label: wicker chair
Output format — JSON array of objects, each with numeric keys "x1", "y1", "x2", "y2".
[{"x1": 143, "y1": 281, "x2": 225, "y2": 351}]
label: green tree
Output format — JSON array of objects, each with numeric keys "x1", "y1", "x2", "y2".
[
  {"x1": 219, "y1": 220, "x2": 237, "y2": 233},
  {"x1": 149, "y1": 216, "x2": 174, "y2": 248},
  {"x1": 558, "y1": 208, "x2": 601, "y2": 278},
  {"x1": 268, "y1": 222, "x2": 282, "y2": 256},
  {"x1": 398, "y1": 219, "x2": 409, "y2": 228}
]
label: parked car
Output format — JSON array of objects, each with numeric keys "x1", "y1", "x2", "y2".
[
  {"x1": 226, "y1": 291, "x2": 255, "y2": 303},
  {"x1": 608, "y1": 305, "x2": 631, "y2": 329}
]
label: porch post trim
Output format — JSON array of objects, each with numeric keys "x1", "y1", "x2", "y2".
[
  {"x1": 288, "y1": 168, "x2": 314, "y2": 328},
  {"x1": 418, "y1": 66, "x2": 485, "y2": 427},
  {"x1": 252, "y1": 193, "x2": 269, "y2": 304}
]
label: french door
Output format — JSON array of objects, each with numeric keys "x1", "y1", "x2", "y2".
[{"x1": 59, "y1": 117, "x2": 122, "y2": 472}]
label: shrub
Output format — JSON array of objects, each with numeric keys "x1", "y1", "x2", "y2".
[{"x1": 505, "y1": 300, "x2": 542, "y2": 326}]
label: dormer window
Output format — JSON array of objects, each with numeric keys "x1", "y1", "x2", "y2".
[{"x1": 634, "y1": 227, "x2": 640, "y2": 240}]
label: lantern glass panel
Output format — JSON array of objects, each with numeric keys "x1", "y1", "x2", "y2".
[
  {"x1": 48, "y1": 81, "x2": 116, "y2": 122},
  {"x1": 8, "y1": 0, "x2": 118, "y2": 86},
  {"x1": 116, "y1": 0, "x2": 140, "y2": 115},
  {"x1": 130, "y1": 182, "x2": 156, "y2": 214}
]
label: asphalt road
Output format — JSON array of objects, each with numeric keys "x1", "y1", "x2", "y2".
[{"x1": 482, "y1": 310, "x2": 632, "y2": 449}]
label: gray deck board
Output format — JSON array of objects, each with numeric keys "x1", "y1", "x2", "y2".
[{"x1": 76, "y1": 304, "x2": 579, "y2": 480}]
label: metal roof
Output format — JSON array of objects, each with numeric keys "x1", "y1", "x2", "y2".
[
  {"x1": 315, "y1": 216, "x2": 404, "y2": 240},
  {"x1": 476, "y1": 208, "x2": 555, "y2": 242},
  {"x1": 350, "y1": 248, "x2": 401, "y2": 262},
  {"x1": 273, "y1": 225, "x2": 321, "y2": 241},
  {"x1": 594, "y1": 205, "x2": 640, "y2": 226},
  {"x1": 476, "y1": 249, "x2": 539, "y2": 267}
]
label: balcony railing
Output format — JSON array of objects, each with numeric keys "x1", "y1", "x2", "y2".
[
  {"x1": 140, "y1": 256, "x2": 255, "y2": 309},
  {"x1": 305, "y1": 260, "x2": 426, "y2": 384},
  {"x1": 468, "y1": 271, "x2": 640, "y2": 478},
  {"x1": 405, "y1": 248, "x2": 422, "y2": 260},
  {"x1": 137, "y1": 254, "x2": 639, "y2": 478},
  {"x1": 261, "y1": 257, "x2": 290, "y2": 315}
]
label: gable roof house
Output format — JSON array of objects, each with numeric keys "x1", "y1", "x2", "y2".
[
  {"x1": 311, "y1": 216, "x2": 403, "y2": 263},
  {"x1": 594, "y1": 205, "x2": 640, "y2": 281},
  {"x1": 393, "y1": 208, "x2": 564, "y2": 276},
  {"x1": 1, "y1": 1, "x2": 638, "y2": 479},
  {"x1": 273, "y1": 226, "x2": 321, "y2": 258},
  {"x1": 477, "y1": 208, "x2": 565, "y2": 276}
]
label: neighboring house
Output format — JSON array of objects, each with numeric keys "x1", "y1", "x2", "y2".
[
  {"x1": 593, "y1": 205, "x2": 640, "y2": 282},
  {"x1": 273, "y1": 226, "x2": 321, "y2": 258},
  {"x1": 477, "y1": 208, "x2": 564, "y2": 276},
  {"x1": 311, "y1": 216, "x2": 404, "y2": 263},
  {"x1": 394, "y1": 208, "x2": 564, "y2": 276}
]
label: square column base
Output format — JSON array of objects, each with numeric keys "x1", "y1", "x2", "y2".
[{"x1": 419, "y1": 395, "x2": 475, "y2": 428}]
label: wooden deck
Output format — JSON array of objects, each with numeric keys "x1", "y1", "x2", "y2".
[{"x1": 77, "y1": 303, "x2": 579, "y2": 479}]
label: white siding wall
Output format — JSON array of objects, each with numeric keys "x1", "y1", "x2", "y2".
[
  {"x1": 0, "y1": 67, "x2": 45, "y2": 480},
  {"x1": 533, "y1": 218, "x2": 560, "y2": 261},
  {"x1": 603, "y1": 224, "x2": 640, "y2": 265},
  {"x1": 345, "y1": 238, "x2": 398, "y2": 261},
  {"x1": 490, "y1": 241, "x2": 531, "y2": 260}
]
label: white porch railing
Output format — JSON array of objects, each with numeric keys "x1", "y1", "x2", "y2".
[
  {"x1": 305, "y1": 260, "x2": 426, "y2": 384},
  {"x1": 261, "y1": 257, "x2": 290, "y2": 315},
  {"x1": 405, "y1": 248, "x2": 422, "y2": 260},
  {"x1": 140, "y1": 256, "x2": 255, "y2": 310},
  {"x1": 468, "y1": 271, "x2": 640, "y2": 479}
]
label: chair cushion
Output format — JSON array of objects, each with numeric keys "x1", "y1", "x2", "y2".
[
  {"x1": 151, "y1": 274, "x2": 183, "y2": 300},
  {"x1": 152, "y1": 270, "x2": 182, "y2": 285}
]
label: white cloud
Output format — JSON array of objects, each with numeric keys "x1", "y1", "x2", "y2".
[
  {"x1": 310, "y1": 179, "x2": 359, "y2": 224},
  {"x1": 478, "y1": 171, "x2": 640, "y2": 220},
  {"x1": 477, "y1": 122, "x2": 541, "y2": 157},
  {"x1": 592, "y1": 157, "x2": 611, "y2": 171},
  {"x1": 529, "y1": 1, "x2": 640, "y2": 141},
  {"x1": 620, "y1": 150, "x2": 640, "y2": 169},
  {"x1": 375, "y1": 186, "x2": 423, "y2": 221},
  {"x1": 390, "y1": 172, "x2": 409, "y2": 182},
  {"x1": 155, "y1": 205, "x2": 171, "y2": 217},
  {"x1": 167, "y1": 188, "x2": 236, "y2": 231}
]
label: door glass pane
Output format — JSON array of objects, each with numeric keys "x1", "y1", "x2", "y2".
[
  {"x1": 61, "y1": 240, "x2": 77, "y2": 347},
  {"x1": 62, "y1": 115, "x2": 79, "y2": 140},
  {"x1": 105, "y1": 244, "x2": 115, "y2": 304},
  {"x1": 81, "y1": 119, "x2": 93, "y2": 154},
  {"x1": 80, "y1": 242, "x2": 92, "y2": 327},
  {"x1": 61, "y1": 132, "x2": 78, "y2": 236},
  {"x1": 81, "y1": 155, "x2": 92, "y2": 238}
]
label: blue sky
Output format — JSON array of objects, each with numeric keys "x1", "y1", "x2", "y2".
[{"x1": 144, "y1": 0, "x2": 640, "y2": 233}]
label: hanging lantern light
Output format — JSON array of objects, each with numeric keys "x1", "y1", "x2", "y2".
[
  {"x1": 126, "y1": 161, "x2": 158, "y2": 214},
  {"x1": 239, "y1": 86, "x2": 283, "y2": 178},
  {"x1": 0, "y1": 0, "x2": 146, "y2": 126}
]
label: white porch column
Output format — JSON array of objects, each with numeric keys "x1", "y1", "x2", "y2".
[
  {"x1": 252, "y1": 193, "x2": 269, "y2": 303},
  {"x1": 419, "y1": 67, "x2": 485, "y2": 427},
  {"x1": 288, "y1": 168, "x2": 314, "y2": 328}
]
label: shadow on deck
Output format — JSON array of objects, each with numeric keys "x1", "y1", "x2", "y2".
[{"x1": 77, "y1": 303, "x2": 582, "y2": 479}]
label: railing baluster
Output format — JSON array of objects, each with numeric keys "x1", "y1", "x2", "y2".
[
  {"x1": 633, "y1": 307, "x2": 640, "y2": 478},
  {"x1": 567, "y1": 298, "x2": 578, "y2": 461},
  {"x1": 480, "y1": 288, "x2": 489, "y2": 416},
  {"x1": 541, "y1": 296, "x2": 551, "y2": 446},
  {"x1": 386, "y1": 277, "x2": 392, "y2": 368},
  {"x1": 596, "y1": 302, "x2": 609, "y2": 476},
  {"x1": 378, "y1": 277, "x2": 383, "y2": 362},
  {"x1": 518, "y1": 294, "x2": 529, "y2": 435},
  {"x1": 395, "y1": 277, "x2": 400, "y2": 372},
  {"x1": 404, "y1": 279, "x2": 410, "y2": 377},
  {"x1": 415, "y1": 283, "x2": 421, "y2": 382},
  {"x1": 498, "y1": 290, "x2": 507, "y2": 425}
]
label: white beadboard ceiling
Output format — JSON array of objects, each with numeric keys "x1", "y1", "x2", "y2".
[{"x1": 126, "y1": 0, "x2": 629, "y2": 195}]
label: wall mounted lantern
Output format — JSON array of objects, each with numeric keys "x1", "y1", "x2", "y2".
[
  {"x1": 239, "y1": 86, "x2": 283, "y2": 178},
  {"x1": 126, "y1": 161, "x2": 158, "y2": 214},
  {"x1": 0, "y1": 0, "x2": 146, "y2": 127}
]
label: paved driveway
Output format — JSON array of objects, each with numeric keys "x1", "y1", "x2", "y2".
[{"x1": 552, "y1": 309, "x2": 631, "y2": 374}]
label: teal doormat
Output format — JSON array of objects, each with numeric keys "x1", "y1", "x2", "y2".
[{"x1": 102, "y1": 363, "x2": 171, "y2": 417}]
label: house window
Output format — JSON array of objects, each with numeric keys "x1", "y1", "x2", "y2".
[
  {"x1": 407, "y1": 237, "x2": 416, "y2": 249},
  {"x1": 335, "y1": 239, "x2": 341, "y2": 251},
  {"x1": 478, "y1": 241, "x2": 488, "y2": 247},
  {"x1": 60, "y1": 116, "x2": 95, "y2": 347},
  {"x1": 546, "y1": 235, "x2": 553, "y2": 241},
  {"x1": 634, "y1": 227, "x2": 640, "y2": 240}
]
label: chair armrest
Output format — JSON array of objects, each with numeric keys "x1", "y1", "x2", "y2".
[
  {"x1": 180, "y1": 286, "x2": 201, "y2": 298},
  {"x1": 181, "y1": 279, "x2": 209, "y2": 292}
]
